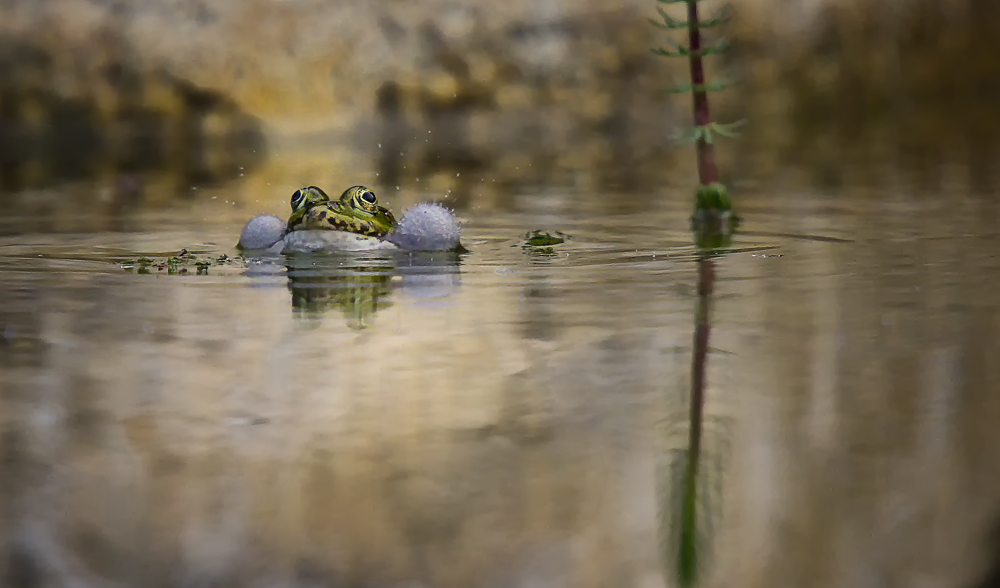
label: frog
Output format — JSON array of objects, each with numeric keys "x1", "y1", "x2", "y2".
[
  {"x1": 239, "y1": 194, "x2": 463, "y2": 253},
  {"x1": 286, "y1": 185, "x2": 397, "y2": 238}
]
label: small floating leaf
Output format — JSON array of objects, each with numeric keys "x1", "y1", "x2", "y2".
[{"x1": 523, "y1": 230, "x2": 569, "y2": 247}]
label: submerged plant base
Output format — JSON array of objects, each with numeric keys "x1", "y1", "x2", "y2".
[
  {"x1": 694, "y1": 183, "x2": 732, "y2": 213},
  {"x1": 690, "y1": 183, "x2": 739, "y2": 250}
]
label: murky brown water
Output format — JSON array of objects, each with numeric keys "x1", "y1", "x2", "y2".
[{"x1": 3, "y1": 155, "x2": 1000, "y2": 588}]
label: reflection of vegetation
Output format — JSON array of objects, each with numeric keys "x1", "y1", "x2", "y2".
[
  {"x1": 658, "y1": 220, "x2": 736, "y2": 587},
  {"x1": 691, "y1": 210, "x2": 740, "y2": 251}
]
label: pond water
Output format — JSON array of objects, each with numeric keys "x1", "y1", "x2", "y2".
[{"x1": 2, "y1": 156, "x2": 1000, "y2": 588}]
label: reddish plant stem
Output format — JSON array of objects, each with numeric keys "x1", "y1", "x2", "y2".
[
  {"x1": 689, "y1": 256, "x2": 713, "y2": 470},
  {"x1": 686, "y1": 0, "x2": 718, "y2": 186}
]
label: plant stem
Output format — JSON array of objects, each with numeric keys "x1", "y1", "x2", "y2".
[{"x1": 686, "y1": 0, "x2": 718, "y2": 186}]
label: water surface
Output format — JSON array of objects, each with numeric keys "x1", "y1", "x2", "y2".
[{"x1": 2, "y1": 166, "x2": 1000, "y2": 588}]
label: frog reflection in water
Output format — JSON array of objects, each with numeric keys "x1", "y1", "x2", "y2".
[
  {"x1": 285, "y1": 252, "x2": 463, "y2": 328},
  {"x1": 286, "y1": 185, "x2": 397, "y2": 237},
  {"x1": 287, "y1": 262, "x2": 396, "y2": 329}
]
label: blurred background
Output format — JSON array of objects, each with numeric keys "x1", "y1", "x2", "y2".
[
  {"x1": 4, "y1": 1, "x2": 1000, "y2": 588},
  {"x1": 1, "y1": 0, "x2": 999, "y2": 218}
]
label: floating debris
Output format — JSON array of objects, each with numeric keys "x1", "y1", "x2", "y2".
[
  {"x1": 520, "y1": 230, "x2": 571, "y2": 257},
  {"x1": 121, "y1": 249, "x2": 242, "y2": 276}
]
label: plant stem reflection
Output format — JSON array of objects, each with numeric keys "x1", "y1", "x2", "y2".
[{"x1": 660, "y1": 220, "x2": 737, "y2": 587}]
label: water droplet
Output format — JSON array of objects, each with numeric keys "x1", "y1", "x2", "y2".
[
  {"x1": 211, "y1": 196, "x2": 217, "y2": 200},
  {"x1": 456, "y1": 173, "x2": 460, "y2": 177},
  {"x1": 378, "y1": 143, "x2": 382, "y2": 148}
]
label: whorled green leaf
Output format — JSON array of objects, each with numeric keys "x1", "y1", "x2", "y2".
[
  {"x1": 674, "y1": 120, "x2": 747, "y2": 146},
  {"x1": 665, "y1": 82, "x2": 695, "y2": 94},
  {"x1": 669, "y1": 39, "x2": 692, "y2": 54},
  {"x1": 700, "y1": 79, "x2": 737, "y2": 92},
  {"x1": 649, "y1": 6, "x2": 688, "y2": 29},
  {"x1": 652, "y1": 46, "x2": 687, "y2": 58},
  {"x1": 654, "y1": 39, "x2": 731, "y2": 59},
  {"x1": 649, "y1": 17, "x2": 682, "y2": 30},
  {"x1": 700, "y1": 5, "x2": 733, "y2": 28},
  {"x1": 708, "y1": 119, "x2": 747, "y2": 138},
  {"x1": 699, "y1": 38, "x2": 731, "y2": 56}
]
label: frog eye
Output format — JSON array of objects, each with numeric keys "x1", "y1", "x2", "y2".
[
  {"x1": 351, "y1": 188, "x2": 377, "y2": 212},
  {"x1": 291, "y1": 189, "x2": 306, "y2": 211}
]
